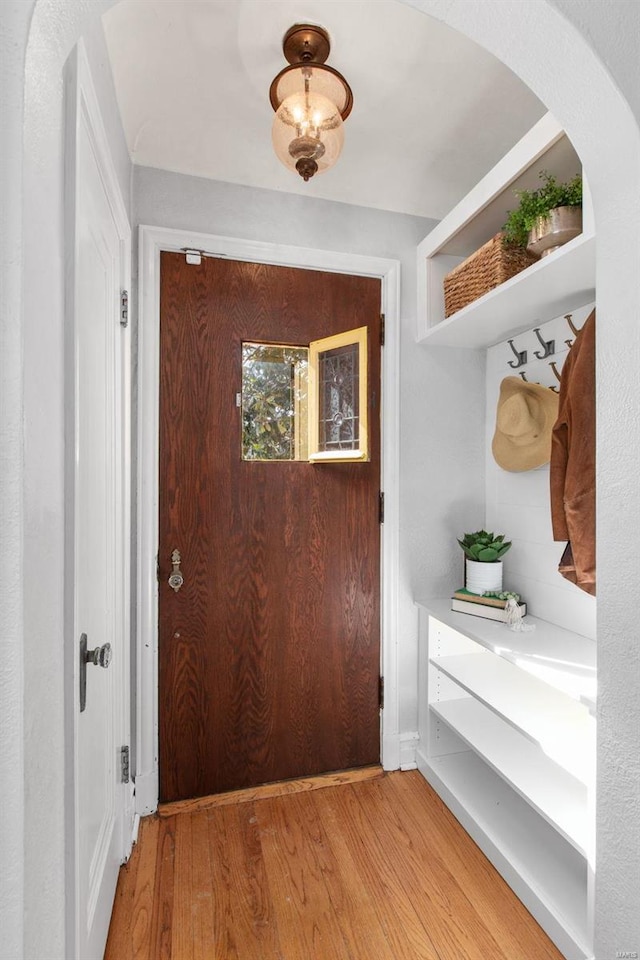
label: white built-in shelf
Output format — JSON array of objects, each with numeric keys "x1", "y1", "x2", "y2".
[
  {"x1": 419, "y1": 750, "x2": 591, "y2": 960},
  {"x1": 420, "y1": 597, "x2": 597, "y2": 714},
  {"x1": 430, "y1": 653, "x2": 595, "y2": 786},
  {"x1": 419, "y1": 233, "x2": 595, "y2": 348},
  {"x1": 417, "y1": 599, "x2": 597, "y2": 955},
  {"x1": 416, "y1": 111, "x2": 595, "y2": 348},
  {"x1": 430, "y1": 698, "x2": 590, "y2": 855}
]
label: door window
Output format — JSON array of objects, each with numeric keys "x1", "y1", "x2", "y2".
[
  {"x1": 241, "y1": 325, "x2": 368, "y2": 463},
  {"x1": 309, "y1": 326, "x2": 368, "y2": 462}
]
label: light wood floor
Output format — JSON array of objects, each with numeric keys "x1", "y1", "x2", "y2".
[{"x1": 105, "y1": 769, "x2": 564, "y2": 960}]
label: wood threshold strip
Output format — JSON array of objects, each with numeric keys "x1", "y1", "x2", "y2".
[{"x1": 157, "y1": 764, "x2": 384, "y2": 818}]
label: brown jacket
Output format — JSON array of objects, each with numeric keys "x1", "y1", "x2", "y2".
[{"x1": 550, "y1": 309, "x2": 596, "y2": 595}]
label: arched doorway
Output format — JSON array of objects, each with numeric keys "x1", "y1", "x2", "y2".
[{"x1": 2, "y1": 2, "x2": 639, "y2": 956}]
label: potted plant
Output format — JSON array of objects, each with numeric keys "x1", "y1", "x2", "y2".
[
  {"x1": 502, "y1": 170, "x2": 582, "y2": 258},
  {"x1": 458, "y1": 529, "x2": 512, "y2": 594}
]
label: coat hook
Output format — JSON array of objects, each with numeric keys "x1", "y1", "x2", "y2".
[
  {"x1": 549, "y1": 360, "x2": 562, "y2": 383},
  {"x1": 507, "y1": 339, "x2": 527, "y2": 369},
  {"x1": 519, "y1": 371, "x2": 529, "y2": 382},
  {"x1": 533, "y1": 327, "x2": 555, "y2": 359},
  {"x1": 565, "y1": 338, "x2": 574, "y2": 349},
  {"x1": 565, "y1": 313, "x2": 583, "y2": 337}
]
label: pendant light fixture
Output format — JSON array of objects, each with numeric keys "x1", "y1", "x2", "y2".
[{"x1": 269, "y1": 24, "x2": 353, "y2": 182}]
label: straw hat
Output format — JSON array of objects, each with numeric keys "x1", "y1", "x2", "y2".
[{"x1": 492, "y1": 376, "x2": 559, "y2": 471}]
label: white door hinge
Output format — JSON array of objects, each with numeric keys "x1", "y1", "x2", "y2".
[
  {"x1": 120, "y1": 745, "x2": 130, "y2": 784},
  {"x1": 120, "y1": 290, "x2": 129, "y2": 327}
]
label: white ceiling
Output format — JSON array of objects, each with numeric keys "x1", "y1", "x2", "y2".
[{"x1": 102, "y1": 0, "x2": 545, "y2": 219}]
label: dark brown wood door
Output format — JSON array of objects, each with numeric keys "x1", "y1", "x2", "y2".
[{"x1": 158, "y1": 253, "x2": 381, "y2": 802}]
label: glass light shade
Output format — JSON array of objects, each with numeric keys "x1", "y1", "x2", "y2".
[
  {"x1": 272, "y1": 90, "x2": 344, "y2": 180},
  {"x1": 271, "y1": 63, "x2": 349, "y2": 180},
  {"x1": 271, "y1": 64, "x2": 351, "y2": 118}
]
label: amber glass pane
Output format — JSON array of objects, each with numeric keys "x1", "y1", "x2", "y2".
[{"x1": 241, "y1": 343, "x2": 308, "y2": 461}]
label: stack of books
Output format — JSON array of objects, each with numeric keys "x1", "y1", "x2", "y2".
[{"x1": 451, "y1": 588, "x2": 527, "y2": 622}]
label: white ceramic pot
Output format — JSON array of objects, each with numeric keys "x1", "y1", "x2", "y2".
[{"x1": 466, "y1": 559, "x2": 503, "y2": 595}]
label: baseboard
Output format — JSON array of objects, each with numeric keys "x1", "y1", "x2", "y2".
[
  {"x1": 383, "y1": 731, "x2": 419, "y2": 771},
  {"x1": 400, "y1": 731, "x2": 419, "y2": 770},
  {"x1": 134, "y1": 770, "x2": 158, "y2": 816}
]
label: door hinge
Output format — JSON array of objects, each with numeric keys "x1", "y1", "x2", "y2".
[
  {"x1": 379, "y1": 491, "x2": 385, "y2": 524},
  {"x1": 120, "y1": 290, "x2": 129, "y2": 327},
  {"x1": 379, "y1": 676, "x2": 384, "y2": 711},
  {"x1": 120, "y1": 745, "x2": 130, "y2": 784},
  {"x1": 380, "y1": 313, "x2": 385, "y2": 347}
]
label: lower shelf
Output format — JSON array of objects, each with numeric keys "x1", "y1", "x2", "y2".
[
  {"x1": 416, "y1": 747, "x2": 592, "y2": 960},
  {"x1": 431, "y1": 698, "x2": 590, "y2": 855}
]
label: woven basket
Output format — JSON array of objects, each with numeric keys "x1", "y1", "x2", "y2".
[{"x1": 444, "y1": 233, "x2": 537, "y2": 317}]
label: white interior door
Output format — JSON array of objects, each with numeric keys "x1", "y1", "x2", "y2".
[{"x1": 69, "y1": 43, "x2": 132, "y2": 960}]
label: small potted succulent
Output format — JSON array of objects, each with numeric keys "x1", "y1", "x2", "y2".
[
  {"x1": 502, "y1": 170, "x2": 582, "y2": 258},
  {"x1": 458, "y1": 529, "x2": 512, "y2": 594}
]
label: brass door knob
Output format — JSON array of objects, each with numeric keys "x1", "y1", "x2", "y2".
[{"x1": 168, "y1": 549, "x2": 184, "y2": 592}]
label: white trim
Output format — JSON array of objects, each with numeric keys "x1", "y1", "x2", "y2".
[
  {"x1": 65, "y1": 40, "x2": 132, "y2": 958},
  {"x1": 382, "y1": 731, "x2": 420, "y2": 772},
  {"x1": 137, "y1": 224, "x2": 401, "y2": 812},
  {"x1": 400, "y1": 732, "x2": 420, "y2": 770}
]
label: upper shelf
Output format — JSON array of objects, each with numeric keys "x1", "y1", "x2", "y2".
[
  {"x1": 417, "y1": 597, "x2": 597, "y2": 714},
  {"x1": 416, "y1": 112, "x2": 595, "y2": 348},
  {"x1": 420, "y1": 233, "x2": 595, "y2": 348}
]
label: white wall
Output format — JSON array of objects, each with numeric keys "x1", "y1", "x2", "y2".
[
  {"x1": 2, "y1": 1, "x2": 640, "y2": 958},
  {"x1": 0, "y1": 7, "x2": 32, "y2": 959},
  {"x1": 133, "y1": 167, "x2": 430, "y2": 318}
]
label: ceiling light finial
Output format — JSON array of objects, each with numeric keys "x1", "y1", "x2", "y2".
[{"x1": 269, "y1": 24, "x2": 353, "y2": 182}]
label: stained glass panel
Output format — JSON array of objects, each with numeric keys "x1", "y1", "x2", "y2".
[
  {"x1": 308, "y1": 326, "x2": 368, "y2": 462},
  {"x1": 318, "y1": 342, "x2": 359, "y2": 451}
]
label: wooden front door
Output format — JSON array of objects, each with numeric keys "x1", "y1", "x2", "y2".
[{"x1": 158, "y1": 253, "x2": 381, "y2": 802}]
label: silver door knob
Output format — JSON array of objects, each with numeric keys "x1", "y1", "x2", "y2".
[
  {"x1": 79, "y1": 634, "x2": 111, "y2": 712},
  {"x1": 86, "y1": 642, "x2": 112, "y2": 668},
  {"x1": 168, "y1": 549, "x2": 184, "y2": 592}
]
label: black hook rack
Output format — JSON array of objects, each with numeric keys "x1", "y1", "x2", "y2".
[
  {"x1": 533, "y1": 327, "x2": 555, "y2": 359},
  {"x1": 507, "y1": 339, "x2": 527, "y2": 369}
]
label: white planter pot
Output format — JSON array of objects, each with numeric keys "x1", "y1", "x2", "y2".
[{"x1": 466, "y1": 559, "x2": 503, "y2": 595}]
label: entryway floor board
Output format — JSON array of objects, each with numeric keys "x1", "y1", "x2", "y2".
[
  {"x1": 157, "y1": 765, "x2": 384, "y2": 818},
  {"x1": 105, "y1": 769, "x2": 564, "y2": 960}
]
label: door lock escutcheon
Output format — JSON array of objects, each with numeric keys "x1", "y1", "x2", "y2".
[
  {"x1": 168, "y1": 549, "x2": 184, "y2": 592},
  {"x1": 79, "y1": 633, "x2": 112, "y2": 713}
]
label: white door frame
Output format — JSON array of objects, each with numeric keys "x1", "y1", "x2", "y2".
[
  {"x1": 65, "y1": 40, "x2": 133, "y2": 957},
  {"x1": 136, "y1": 224, "x2": 401, "y2": 814}
]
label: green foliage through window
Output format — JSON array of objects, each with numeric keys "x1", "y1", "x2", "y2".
[{"x1": 242, "y1": 343, "x2": 309, "y2": 461}]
